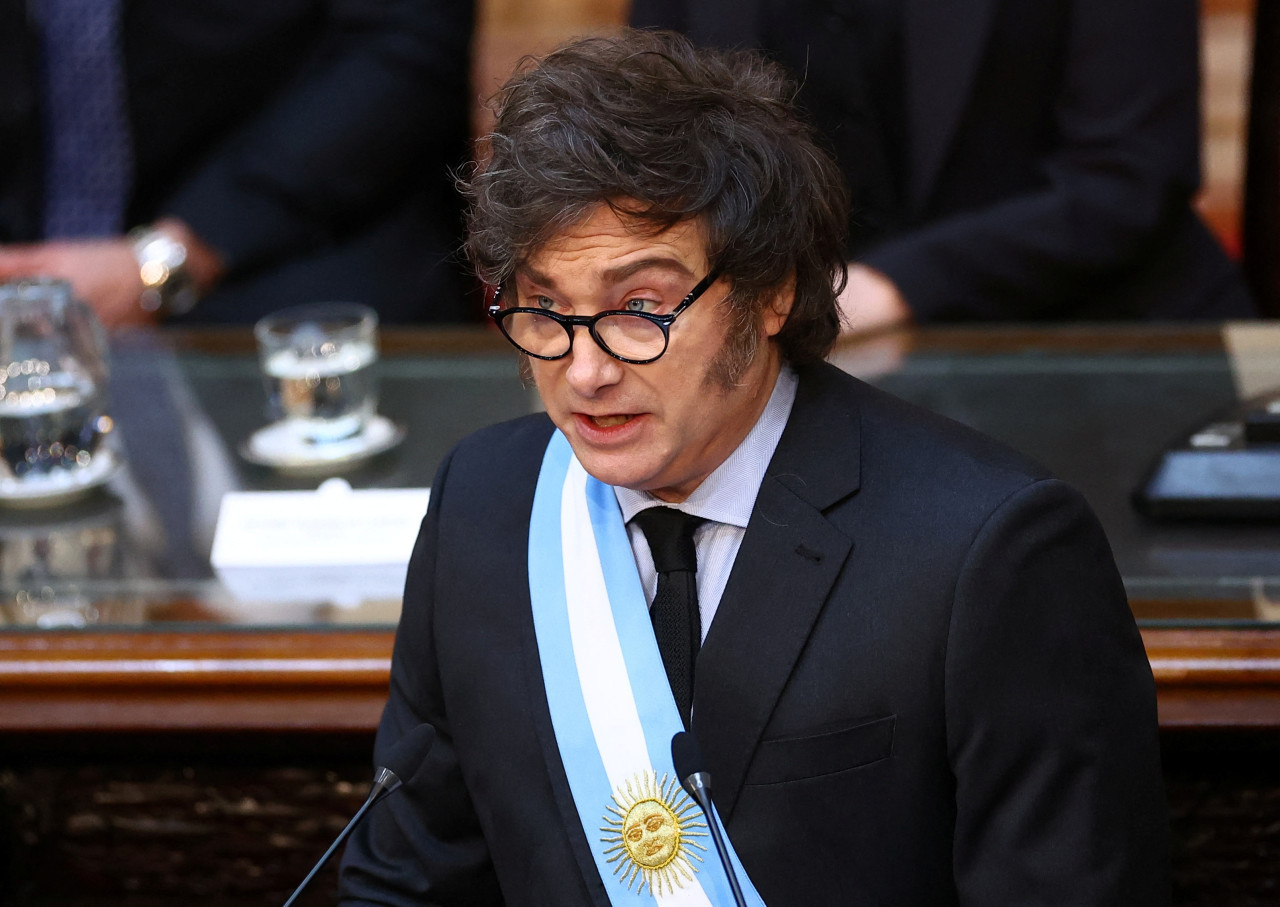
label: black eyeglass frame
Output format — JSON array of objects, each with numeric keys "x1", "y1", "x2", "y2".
[{"x1": 486, "y1": 266, "x2": 724, "y2": 364}]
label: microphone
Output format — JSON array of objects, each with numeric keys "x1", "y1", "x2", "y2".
[
  {"x1": 282, "y1": 723, "x2": 437, "y2": 907},
  {"x1": 671, "y1": 731, "x2": 748, "y2": 907}
]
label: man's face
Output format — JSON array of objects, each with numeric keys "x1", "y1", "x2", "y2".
[{"x1": 519, "y1": 204, "x2": 790, "y2": 502}]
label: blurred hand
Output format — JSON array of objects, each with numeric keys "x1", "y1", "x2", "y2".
[
  {"x1": 0, "y1": 239, "x2": 154, "y2": 328},
  {"x1": 0, "y1": 220, "x2": 223, "y2": 329},
  {"x1": 838, "y1": 263, "x2": 913, "y2": 335}
]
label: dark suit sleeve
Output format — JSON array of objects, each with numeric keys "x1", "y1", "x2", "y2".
[
  {"x1": 161, "y1": 0, "x2": 473, "y2": 276},
  {"x1": 861, "y1": 0, "x2": 1204, "y2": 320},
  {"x1": 339, "y1": 447, "x2": 504, "y2": 905},
  {"x1": 945, "y1": 479, "x2": 1170, "y2": 904}
]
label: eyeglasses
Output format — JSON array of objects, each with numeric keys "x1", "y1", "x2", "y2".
[{"x1": 487, "y1": 266, "x2": 722, "y2": 364}]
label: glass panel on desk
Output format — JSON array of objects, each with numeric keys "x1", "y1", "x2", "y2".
[
  {"x1": 830, "y1": 325, "x2": 1280, "y2": 627},
  {"x1": 0, "y1": 329, "x2": 538, "y2": 629},
  {"x1": 0, "y1": 325, "x2": 1277, "y2": 630}
]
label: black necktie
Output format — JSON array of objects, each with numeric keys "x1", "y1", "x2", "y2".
[{"x1": 633, "y1": 507, "x2": 705, "y2": 728}]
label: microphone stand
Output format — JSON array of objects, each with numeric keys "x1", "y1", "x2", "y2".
[
  {"x1": 672, "y1": 731, "x2": 748, "y2": 907},
  {"x1": 682, "y1": 770, "x2": 748, "y2": 907},
  {"x1": 281, "y1": 767, "x2": 401, "y2": 907}
]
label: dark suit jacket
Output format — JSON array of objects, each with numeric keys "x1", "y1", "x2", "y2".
[
  {"x1": 633, "y1": 0, "x2": 1254, "y2": 322},
  {"x1": 339, "y1": 362, "x2": 1169, "y2": 905},
  {"x1": 0, "y1": 0, "x2": 474, "y2": 324}
]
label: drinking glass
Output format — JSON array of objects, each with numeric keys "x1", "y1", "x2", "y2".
[
  {"x1": 254, "y1": 303, "x2": 379, "y2": 444},
  {"x1": 0, "y1": 279, "x2": 111, "y2": 485}
]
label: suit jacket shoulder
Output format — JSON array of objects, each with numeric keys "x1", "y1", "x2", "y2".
[
  {"x1": 781, "y1": 360, "x2": 1055, "y2": 515},
  {"x1": 706, "y1": 360, "x2": 1167, "y2": 904}
]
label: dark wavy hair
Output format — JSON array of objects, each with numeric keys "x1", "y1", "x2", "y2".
[{"x1": 463, "y1": 29, "x2": 849, "y2": 366}]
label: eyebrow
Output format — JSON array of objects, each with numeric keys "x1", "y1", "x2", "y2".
[{"x1": 519, "y1": 257, "x2": 696, "y2": 291}]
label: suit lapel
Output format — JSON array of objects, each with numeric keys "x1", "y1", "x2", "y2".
[
  {"x1": 904, "y1": 0, "x2": 999, "y2": 210},
  {"x1": 692, "y1": 364, "x2": 861, "y2": 818}
]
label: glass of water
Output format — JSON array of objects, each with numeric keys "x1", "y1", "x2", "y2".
[
  {"x1": 254, "y1": 303, "x2": 379, "y2": 445},
  {"x1": 0, "y1": 279, "x2": 111, "y2": 484}
]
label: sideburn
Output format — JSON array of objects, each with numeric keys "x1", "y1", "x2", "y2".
[{"x1": 705, "y1": 294, "x2": 765, "y2": 390}]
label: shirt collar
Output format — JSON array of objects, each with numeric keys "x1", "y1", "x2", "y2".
[{"x1": 614, "y1": 364, "x2": 798, "y2": 528}]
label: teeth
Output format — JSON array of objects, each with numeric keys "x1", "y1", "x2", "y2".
[{"x1": 592, "y1": 415, "x2": 631, "y2": 427}]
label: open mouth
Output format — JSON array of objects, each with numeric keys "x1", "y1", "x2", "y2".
[{"x1": 590, "y1": 414, "x2": 633, "y2": 428}]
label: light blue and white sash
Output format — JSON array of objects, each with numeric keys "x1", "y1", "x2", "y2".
[{"x1": 528, "y1": 430, "x2": 766, "y2": 905}]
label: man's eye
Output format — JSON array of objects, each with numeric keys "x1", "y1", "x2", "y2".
[{"x1": 623, "y1": 297, "x2": 658, "y2": 313}]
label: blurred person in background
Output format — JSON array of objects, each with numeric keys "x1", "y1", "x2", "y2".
[
  {"x1": 634, "y1": 0, "x2": 1257, "y2": 332},
  {"x1": 0, "y1": 0, "x2": 475, "y2": 327}
]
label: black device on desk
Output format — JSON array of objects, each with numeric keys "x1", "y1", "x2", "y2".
[{"x1": 1134, "y1": 388, "x2": 1280, "y2": 520}]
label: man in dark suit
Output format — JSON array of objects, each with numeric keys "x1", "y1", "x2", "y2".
[
  {"x1": 0, "y1": 0, "x2": 474, "y2": 326},
  {"x1": 340, "y1": 31, "x2": 1168, "y2": 905},
  {"x1": 634, "y1": 0, "x2": 1255, "y2": 329}
]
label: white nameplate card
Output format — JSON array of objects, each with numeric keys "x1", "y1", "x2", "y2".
[{"x1": 211, "y1": 479, "x2": 430, "y2": 607}]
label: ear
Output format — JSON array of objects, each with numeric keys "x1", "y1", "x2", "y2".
[{"x1": 761, "y1": 271, "x2": 796, "y2": 338}]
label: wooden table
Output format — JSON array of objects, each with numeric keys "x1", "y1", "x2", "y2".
[{"x1": 3, "y1": 324, "x2": 1280, "y2": 733}]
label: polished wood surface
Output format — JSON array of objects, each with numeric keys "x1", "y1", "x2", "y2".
[
  {"x1": 1146, "y1": 627, "x2": 1280, "y2": 728},
  {"x1": 9, "y1": 625, "x2": 1280, "y2": 733},
  {"x1": 0, "y1": 627, "x2": 392, "y2": 732}
]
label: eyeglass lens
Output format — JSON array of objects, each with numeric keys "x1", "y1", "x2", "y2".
[{"x1": 501, "y1": 310, "x2": 668, "y2": 361}]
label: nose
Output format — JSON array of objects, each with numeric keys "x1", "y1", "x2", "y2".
[{"x1": 563, "y1": 325, "x2": 624, "y2": 396}]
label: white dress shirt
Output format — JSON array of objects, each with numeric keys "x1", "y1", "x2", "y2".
[{"x1": 614, "y1": 365, "x2": 798, "y2": 640}]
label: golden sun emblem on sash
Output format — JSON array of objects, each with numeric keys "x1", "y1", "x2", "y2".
[{"x1": 601, "y1": 771, "x2": 708, "y2": 895}]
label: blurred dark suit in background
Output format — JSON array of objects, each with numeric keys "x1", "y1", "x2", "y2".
[
  {"x1": 634, "y1": 0, "x2": 1256, "y2": 324},
  {"x1": 0, "y1": 0, "x2": 476, "y2": 324}
]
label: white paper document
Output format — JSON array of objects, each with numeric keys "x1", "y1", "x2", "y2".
[{"x1": 211, "y1": 480, "x2": 431, "y2": 608}]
